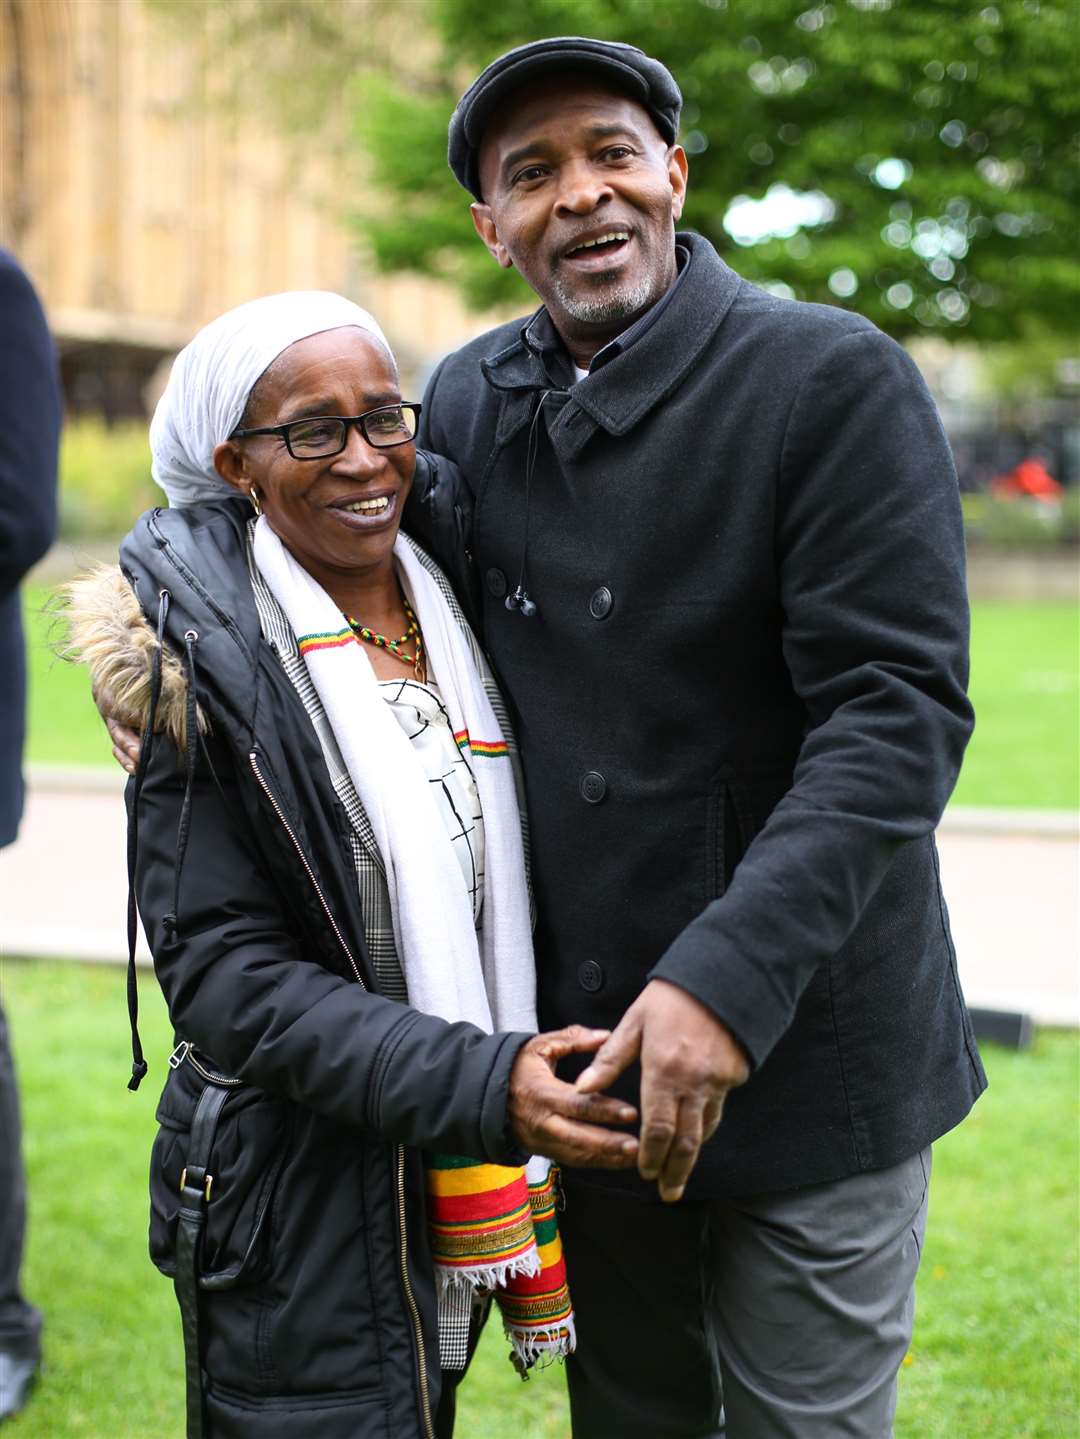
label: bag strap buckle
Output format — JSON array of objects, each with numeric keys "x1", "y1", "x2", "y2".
[{"x1": 179, "y1": 1166, "x2": 213, "y2": 1202}]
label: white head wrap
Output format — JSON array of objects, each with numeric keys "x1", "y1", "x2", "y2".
[{"x1": 149, "y1": 291, "x2": 392, "y2": 506}]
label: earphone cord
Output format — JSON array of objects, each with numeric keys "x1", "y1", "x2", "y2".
[{"x1": 507, "y1": 390, "x2": 551, "y2": 618}]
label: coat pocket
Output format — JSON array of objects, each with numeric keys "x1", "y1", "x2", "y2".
[
  {"x1": 705, "y1": 768, "x2": 752, "y2": 901},
  {"x1": 149, "y1": 1045, "x2": 290, "y2": 1290}
]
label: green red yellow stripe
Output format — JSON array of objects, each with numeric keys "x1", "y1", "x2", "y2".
[
  {"x1": 453, "y1": 728, "x2": 509, "y2": 758},
  {"x1": 297, "y1": 627, "x2": 357, "y2": 656}
]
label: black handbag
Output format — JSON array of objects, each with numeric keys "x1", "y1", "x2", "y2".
[{"x1": 150, "y1": 1042, "x2": 290, "y2": 1438}]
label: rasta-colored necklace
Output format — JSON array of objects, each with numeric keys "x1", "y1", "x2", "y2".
[{"x1": 345, "y1": 597, "x2": 425, "y2": 679}]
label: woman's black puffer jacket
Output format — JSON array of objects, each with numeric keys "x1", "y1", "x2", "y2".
[{"x1": 81, "y1": 497, "x2": 530, "y2": 1439}]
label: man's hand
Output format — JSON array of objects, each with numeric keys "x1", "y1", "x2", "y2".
[
  {"x1": 106, "y1": 716, "x2": 140, "y2": 774},
  {"x1": 509, "y1": 1025, "x2": 640, "y2": 1169},
  {"x1": 575, "y1": 980, "x2": 749, "y2": 1203},
  {"x1": 93, "y1": 682, "x2": 140, "y2": 774}
]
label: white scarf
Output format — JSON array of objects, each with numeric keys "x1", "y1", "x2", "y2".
[{"x1": 252, "y1": 519, "x2": 536, "y2": 1035}]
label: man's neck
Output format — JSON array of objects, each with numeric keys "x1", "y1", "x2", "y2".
[{"x1": 557, "y1": 320, "x2": 634, "y2": 370}]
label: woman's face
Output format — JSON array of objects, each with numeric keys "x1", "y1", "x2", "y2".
[{"x1": 215, "y1": 327, "x2": 415, "y2": 593}]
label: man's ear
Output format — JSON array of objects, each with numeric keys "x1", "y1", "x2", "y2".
[
  {"x1": 668, "y1": 146, "x2": 688, "y2": 224},
  {"x1": 471, "y1": 203, "x2": 514, "y2": 270},
  {"x1": 212, "y1": 440, "x2": 253, "y2": 494}
]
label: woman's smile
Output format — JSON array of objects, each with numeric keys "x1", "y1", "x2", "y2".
[{"x1": 325, "y1": 488, "x2": 400, "y2": 531}]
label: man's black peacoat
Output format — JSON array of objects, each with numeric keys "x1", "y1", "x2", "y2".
[{"x1": 409, "y1": 232, "x2": 986, "y2": 1199}]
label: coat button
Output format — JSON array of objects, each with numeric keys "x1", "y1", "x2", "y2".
[
  {"x1": 580, "y1": 771, "x2": 607, "y2": 804},
  {"x1": 578, "y1": 960, "x2": 604, "y2": 992},
  {"x1": 588, "y1": 586, "x2": 614, "y2": 620},
  {"x1": 486, "y1": 567, "x2": 507, "y2": 598}
]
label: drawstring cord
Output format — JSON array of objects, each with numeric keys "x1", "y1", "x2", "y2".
[
  {"x1": 163, "y1": 629, "x2": 200, "y2": 939},
  {"x1": 125, "y1": 588, "x2": 170, "y2": 1091},
  {"x1": 505, "y1": 390, "x2": 552, "y2": 620}
]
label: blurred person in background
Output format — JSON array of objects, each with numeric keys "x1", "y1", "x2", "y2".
[
  {"x1": 69, "y1": 292, "x2": 638, "y2": 1439},
  {"x1": 0, "y1": 250, "x2": 60, "y2": 1421}
]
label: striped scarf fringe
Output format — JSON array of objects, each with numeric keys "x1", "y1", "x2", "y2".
[{"x1": 426, "y1": 1155, "x2": 575, "y2": 1373}]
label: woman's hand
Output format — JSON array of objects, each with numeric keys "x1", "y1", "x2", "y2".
[{"x1": 508, "y1": 1026, "x2": 639, "y2": 1168}]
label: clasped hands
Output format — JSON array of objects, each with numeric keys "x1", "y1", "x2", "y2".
[
  {"x1": 510, "y1": 979, "x2": 749, "y2": 1202},
  {"x1": 105, "y1": 714, "x2": 749, "y2": 1201}
]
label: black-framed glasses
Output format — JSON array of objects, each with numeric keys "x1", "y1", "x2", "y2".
[{"x1": 232, "y1": 402, "x2": 421, "y2": 458}]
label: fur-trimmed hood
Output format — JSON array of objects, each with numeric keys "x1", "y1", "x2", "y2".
[{"x1": 61, "y1": 563, "x2": 206, "y2": 751}]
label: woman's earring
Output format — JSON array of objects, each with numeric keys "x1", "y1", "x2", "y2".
[{"x1": 249, "y1": 487, "x2": 263, "y2": 517}]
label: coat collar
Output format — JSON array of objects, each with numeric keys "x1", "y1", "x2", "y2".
[
  {"x1": 478, "y1": 234, "x2": 743, "y2": 460},
  {"x1": 120, "y1": 498, "x2": 263, "y2": 745}
]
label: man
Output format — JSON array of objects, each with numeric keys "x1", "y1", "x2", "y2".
[
  {"x1": 0, "y1": 249, "x2": 61, "y2": 1421},
  {"x1": 403, "y1": 36, "x2": 985, "y2": 1438}
]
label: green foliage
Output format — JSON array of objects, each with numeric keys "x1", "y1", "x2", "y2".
[
  {"x1": 352, "y1": 67, "x2": 539, "y2": 312},
  {"x1": 4, "y1": 957, "x2": 1076, "y2": 1435},
  {"x1": 962, "y1": 491, "x2": 1080, "y2": 548},
  {"x1": 980, "y1": 333, "x2": 1080, "y2": 402},
  {"x1": 146, "y1": 0, "x2": 386, "y2": 157},
  {"x1": 353, "y1": 0, "x2": 1080, "y2": 340},
  {"x1": 58, "y1": 419, "x2": 156, "y2": 540}
]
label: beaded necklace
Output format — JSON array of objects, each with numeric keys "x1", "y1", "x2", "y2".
[{"x1": 345, "y1": 597, "x2": 425, "y2": 680}]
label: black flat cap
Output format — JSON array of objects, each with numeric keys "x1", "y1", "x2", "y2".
[{"x1": 448, "y1": 36, "x2": 683, "y2": 200}]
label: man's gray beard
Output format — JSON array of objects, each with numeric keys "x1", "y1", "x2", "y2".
[{"x1": 550, "y1": 271, "x2": 657, "y2": 325}]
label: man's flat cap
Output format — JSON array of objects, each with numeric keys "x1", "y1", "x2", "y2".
[{"x1": 448, "y1": 36, "x2": 682, "y2": 200}]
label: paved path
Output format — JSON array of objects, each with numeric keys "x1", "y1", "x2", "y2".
[{"x1": 2, "y1": 767, "x2": 1077, "y2": 1026}]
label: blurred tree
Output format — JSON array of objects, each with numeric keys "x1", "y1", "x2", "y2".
[{"x1": 349, "y1": 0, "x2": 1079, "y2": 342}]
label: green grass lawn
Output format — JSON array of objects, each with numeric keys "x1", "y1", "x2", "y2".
[
  {"x1": 949, "y1": 602, "x2": 1079, "y2": 811},
  {"x1": 22, "y1": 586, "x2": 107, "y2": 770},
  {"x1": 1, "y1": 957, "x2": 1076, "y2": 1438},
  {"x1": 23, "y1": 587, "x2": 1079, "y2": 808}
]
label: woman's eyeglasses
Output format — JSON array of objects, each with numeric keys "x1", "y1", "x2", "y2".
[{"x1": 232, "y1": 402, "x2": 421, "y2": 459}]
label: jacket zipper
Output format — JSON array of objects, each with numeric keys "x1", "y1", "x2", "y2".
[
  {"x1": 247, "y1": 749, "x2": 434, "y2": 1439},
  {"x1": 248, "y1": 751, "x2": 365, "y2": 986},
  {"x1": 398, "y1": 1147, "x2": 435, "y2": 1439},
  {"x1": 168, "y1": 1040, "x2": 242, "y2": 1087}
]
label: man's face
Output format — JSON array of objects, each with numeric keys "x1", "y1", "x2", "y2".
[{"x1": 472, "y1": 78, "x2": 687, "y2": 347}]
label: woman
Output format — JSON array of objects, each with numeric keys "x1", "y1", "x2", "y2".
[{"x1": 66, "y1": 293, "x2": 637, "y2": 1439}]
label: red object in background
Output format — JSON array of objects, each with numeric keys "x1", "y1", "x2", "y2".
[{"x1": 990, "y1": 457, "x2": 1064, "y2": 502}]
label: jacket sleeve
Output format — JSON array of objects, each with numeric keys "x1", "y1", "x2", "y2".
[
  {"x1": 404, "y1": 448, "x2": 478, "y2": 619},
  {"x1": 0, "y1": 254, "x2": 61, "y2": 598},
  {"x1": 650, "y1": 327, "x2": 974, "y2": 1068},
  {"x1": 133, "y1": 732, "x2": 529, "y2": 1163},
  {"x1": 404, "y1": 355, "x2": 479, "y2": 612}
]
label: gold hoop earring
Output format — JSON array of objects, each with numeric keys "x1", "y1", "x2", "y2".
[{"x1": 249, "y1": 487, "x2": 263, "y2": 517}]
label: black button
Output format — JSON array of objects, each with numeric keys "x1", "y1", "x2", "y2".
[
  {"x1": 580, "y1": 771, "x2": 607, "y2": 804},
  {"x1": 588, "y1": 586, "x2": 614, "y2": 620},
  {"x1": 486, "y1": 567, "x2": 507, "y2": 598},
  {"x1": 578, "y1": 960, "x2": 604, "y2": 992}
]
